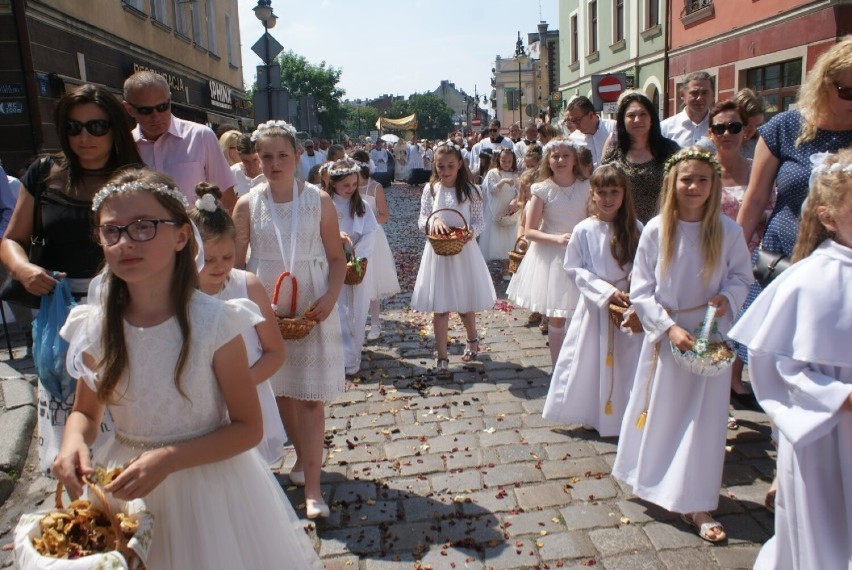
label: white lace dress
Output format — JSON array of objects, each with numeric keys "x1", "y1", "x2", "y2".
[
  {"x1": 361, "y1": 180, "x2": 401, "y2": 300},
  {"x1": 410, "y1": 183, "x2": 496, "y2": 314},
  {"x1": 246, "y1": 183, "x2": 345, "y2": 401},
  {"x1": 59, "y1": 292, "x2": 322, "y2": 569},
  {"x1": 478, "y1": 169, "x2": 520, "y2": 261}
]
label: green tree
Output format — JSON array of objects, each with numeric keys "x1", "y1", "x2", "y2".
[
  {"x1": 408, "y1": 93, "x2": 454, "y2": 140},
  {"x1": 252, "y1": 51, "x2": 346, "y2": 138},
  {"x1": 341, "y1": 102, "x2": 379, "y2": 139}
]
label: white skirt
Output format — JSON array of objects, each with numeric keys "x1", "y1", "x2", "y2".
[
  {"x1": 410, "y1": 240, "x2": 496, "y2": 314},
  {"x1": 506, "y1": 240, "x2": 578, "y2": 318},
  {"x1": 93, "y1": 436, "x2": 322, "y2": 569},
  {"x1": 478, "y1": 218, "x2": 519, "y2": 261},
  {"x1": 366, "y1": 226, "x2": 401, "y2": 300},
  {"x1": 256, "y1": 379, "x2": 287, "y2": 464}
]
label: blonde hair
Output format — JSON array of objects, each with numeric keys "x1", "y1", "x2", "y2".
[
  {"x1": 658, "y1": 149, "x2": 724, "y2": 282},
  {"x1": 796, "y1": 36, "x2": 852, "y2": 146},
  {"x1": 792, "y1": 148, "x2": 852, "y2": 262},
  {"x1": 536, "y1": 139, "x2": 586, "y2": 183},
  {"x1": 218, "y1": 130, "x2": 242, "y2": 166}
]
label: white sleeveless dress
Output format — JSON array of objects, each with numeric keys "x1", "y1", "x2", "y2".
[
  {"x1": 360, "y1": 180, "x2": 401, "y2": 300},
  {"x1": 216, "y1": 268, "x2": 287, "y2": 464},
  {"x1": 246, "y1": 183, "x2": 345, "y2": 401},
  {"x1": 59, "y1": 292, "x2": 322, "y2": 569}
]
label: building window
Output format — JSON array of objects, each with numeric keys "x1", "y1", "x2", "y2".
[
  {"x1": 206, "y1": 0, "x2": 218, "y2": 55},
  {"x1": 225, "y1": 13, "x2": 236, "y2": 66},
  {"x1": 589, "y1": 1, "x2": 598, "y2": 54},
  {"x1": 647, "y1": 0, "x2": 659, "y2": 28},
  {"x1": 685, "y1": 0, "x2": 712, "y2": 14},
  {"x1": 123, "y1": 0, "x2": 144, "y2": 10},
  {"x1": 172, "y1": 0, "x2": 188, "y2": 36},
  {"x1": 745, "y1": 59, "x2": 802, "y2": 120},
  {"x1": 614, "y1": 0, "x2": 624, "y2": 43},
  {"x1": 190, "y1": 0, "x2": 204, "y2": 46},
  {"x1": 150, "y1": 0, "x2": 167, "y2": 23},
  {"x1": 570, "y1": 15, "x2": 578, "y2": 64}
]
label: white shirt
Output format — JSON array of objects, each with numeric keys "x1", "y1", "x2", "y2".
[
  {"x1": 230, "y1": 163, "x2": 266, "y2": 197},
  {"x1": 370, "y1": 149, "x2": 389, "y2": 173},
  {"x1": 407, "y1": 143, "x2": 424, "y2": 170},
  {"x1": 297, "y1": 152, "x2": 324, "y2": 181},
  {"x1": 660, "y1": 109, "x2": 709, "y2": 148},
  {"x1": 469, "y1": 136, "x2": 515, "y2": 172},
  {"x1": 568, "y1": 118, "x2": 616, "y2": 168}
]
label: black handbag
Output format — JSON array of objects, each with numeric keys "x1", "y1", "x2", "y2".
[
  {"x1": 0, "y1": 157, "x2": 51, "y2": 309},
  {"x1": 752, "y1": 247, "x2": 790, "y2": 289}
]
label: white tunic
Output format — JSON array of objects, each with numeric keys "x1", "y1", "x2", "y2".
[
  {"x1": 543, "y1": 218, "x2": 643, "y2": 436},
  {"x1": 612, "y1": 215, "x2": 753, "y2": 513},
  {"x1": 729, "y1": 240, "x2": 852, "y2": 570},
  {"x1": 410, "y1": 182, "x2": 496, "y2": 314},
  {"x1": 334, "y1": 194, "x2": 378, "y2": 370},
  {"x1": 478, "y1": 169, "x2": 520, "y2": 261}
]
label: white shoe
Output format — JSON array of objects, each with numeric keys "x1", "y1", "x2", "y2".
[
  {"x1": 367, "y1": 327, "x2": 382, "y2": 340},
  {"x1": 289, "y1": 470, "x2": 305, "y2": 487},
  {"x1": 306, "y1": 498, "x2": 330, "y2": 519},
  {"x1": 345, "y1": 365, "x2": 360, "y2": 375}
]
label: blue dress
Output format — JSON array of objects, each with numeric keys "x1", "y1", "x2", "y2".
[{"x1": 736, "y1": 111, "x2": 852, "y2": 361}]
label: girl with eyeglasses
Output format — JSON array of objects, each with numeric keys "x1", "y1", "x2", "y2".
[{"x1": 0, "y1": 83, "x2": 141, "y2": 474}]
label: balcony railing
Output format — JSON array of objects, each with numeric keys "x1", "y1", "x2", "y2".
[{"x1": 685, "y1": 0, "x2": 712, "y2": 14}]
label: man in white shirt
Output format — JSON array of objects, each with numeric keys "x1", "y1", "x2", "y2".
[
  {"x1": 297, "y1": 139, "x2": 324, "y2": 181},
  {"x1": 513, "y1": 123, "x2": 539, "y2": 165},
  {"x1": 370, "y1": 140, "x2": 391, "y2": 187},
  {"x1": 469, "y1": 120, "x2": 515, "y2": 172},
  {"x1": 565, "y1": 96, "x2": 616, "y2": 168},
  {"x1": 406, "y1": 139, "x2": 429, "y2": 185},
  {"x1": 230, "y1": 134, "x2": 266, "y2": 197},
  {"x1": 660, "y1": 71, "x2": 715, "y2": 148}
]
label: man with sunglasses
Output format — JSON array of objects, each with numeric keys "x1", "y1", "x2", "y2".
[
  {"x1": 123, "y1": 71, "x2": 236, "y2": 210},
  {"x1": 564, "y1": 96, "x2": 616, "y2": 168},
  {"x1": 661, "y1": 71, "x2": 715, "y2": 148},
  {"x1": 469, "y1": 120, "x2": 514, "y2": 172}
]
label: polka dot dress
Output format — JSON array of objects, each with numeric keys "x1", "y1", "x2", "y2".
[{"x1": 737, "y1": 110, "x2": 852, "y2": 361}]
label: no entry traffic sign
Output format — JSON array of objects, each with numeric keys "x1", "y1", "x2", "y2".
[{"x1": 597, "y1": 75, "x2": 624, "y2": 102}]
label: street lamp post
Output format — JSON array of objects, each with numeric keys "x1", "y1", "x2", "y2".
[
  {"x1": 253, "y1": 0, "x2": 278, "y2": 122},
  {"x1": 515, "y1": 31, "x2": 526, "y2": 126}
]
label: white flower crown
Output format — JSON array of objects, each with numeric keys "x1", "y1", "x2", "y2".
[
  {"x1": 542, "y1": 138, "x2": 583, "y2": 154},
  {"x1": 250, "y1": 120, "x2": 297, "y2": 142},
  {"x1": 436, "y1": 139, "x2": 461, "y2": 151},
  {"x1": 92, "y1": 181, "x2": 189, "y2": 212},
  {"x1": 328, "y1": 161, "x2": 361, "y2": 178},
  {"x1": 195, "y1": 193, "x2": 218, "y2": 213},
  {"x1": 812, "y1": 161, "x2": 852, "y2": 177}
]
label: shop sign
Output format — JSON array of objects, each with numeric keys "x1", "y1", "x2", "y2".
[
  {"x1": 0, "y1": 84, "x2": 24, "y2": 97},
  {"x1": 131, "y1": 63, "x2": 186, "y2": 94},
  {"x1": 0, "y1": 100, "x2": 24, "y2": 115},
  {"x1": 208, "y1": 80, "x2": 233, "y2": 111}
]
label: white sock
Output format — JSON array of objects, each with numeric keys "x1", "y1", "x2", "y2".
[
  {"x1": 370, "y1": 300, "x2": 381, "y2": 330},
  {"x1": 548, "y1": 324, "x2": 565, "y2": 365}
]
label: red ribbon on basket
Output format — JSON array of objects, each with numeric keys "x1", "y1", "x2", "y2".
[{"x1": 272, "y1": 272, "x2": 298, "y2": 316}]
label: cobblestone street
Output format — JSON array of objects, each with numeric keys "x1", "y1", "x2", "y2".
[{"x1": 0, "y1": 183, "x2": 775, "y2": 569}]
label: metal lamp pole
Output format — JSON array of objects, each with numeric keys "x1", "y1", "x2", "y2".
[
  {"x1": 515, "y1": 32, "x2": 526, "y2": 126},
  {"x1": 253, "y1": 0, "x2": 277, "y2": 121}
]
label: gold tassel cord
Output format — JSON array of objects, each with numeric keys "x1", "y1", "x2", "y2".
[
  {"x1": 604, "y1": 317, "x2": 616, "y2": 415},
  {"x1": 636, "y1": 342, "x2": 660, "y2": 430}
]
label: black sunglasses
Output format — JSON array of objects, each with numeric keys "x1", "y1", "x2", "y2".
[
  {"x1": 66, "y1": 119, "x2": 112, "y2": 137},
  {"x1": 710, "y1": 121, "x2": 744, "y2": 136},
  {"x1": 127, "y1": 100, "x2": 171, "y2": 116},
  {"x1": 835, "y1": 83, "x2": 852, "y2": 101}
]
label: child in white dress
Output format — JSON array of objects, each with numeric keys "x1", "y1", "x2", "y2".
[
  {"x1": 233, "y1": 121, "x2": 346, "y2": 519},
  {"x1": 325, "y1": 158, "x2": 379, "y2": 375},
  {"x1": 507, "y1": 139, "x2": 590, "y2": 364},
  {"x1": 52, "y1": 167, "x2": 322, "y2": 569},
  {"x1": 351, "y1": 149, "x2": 401, "y2": 340},
  {"x1": 729, "y1": 150, "x2": 852, "y2": 570},
  {"x1": 612, "y1": 148, "x2": 753, "y2": 543},
  {"x1": 479, "y1": 148, "x2": 520, "y2": 279},
  {"x1": 410, "y1": 141, "x2": 496, "y2": 378},
  {"x1": 189, "y1": 182, "x2": 287, "y2": 465},
  {"x1": 542, "y1": 164, "x2": 643, "y2": 437}
]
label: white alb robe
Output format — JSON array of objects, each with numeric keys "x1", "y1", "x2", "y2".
[
  {"x1": 729, "y1": 239, "x2": 852, "y2": 570},
  {"x1": 612, "y1": 215, "x2": 753, "y2": 513},
  {"x1": 333, "y1": 194, "x2": 378, "y2": 371},
  {"x1": 542, "y1": 218, "x2": 644, "y2": 436}
]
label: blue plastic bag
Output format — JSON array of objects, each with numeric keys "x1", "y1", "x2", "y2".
[{"x1": 32, "y1": 278, "x2": 77, "y2": 401}]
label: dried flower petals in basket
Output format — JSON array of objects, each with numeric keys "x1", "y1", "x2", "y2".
[
  {"x1": 497, "y1": 207, "x2": 521, "y2": 227},
  {"x1": 608, "y1": 302, "x2": 643, "y2": 333},
  {"x1": 426, "y1": 208, "x2": 471, "y2": 256},
  {"x1": 507, "y1": 237, "x2": 528, "y2": 274},
  {"x1": 271, "y1": 272, "x2": 317, "y2": 340},
  {"x1": 343, "y1": 236, "x2": 368, "y2": 285},
  {"x1": 670, "y1": 305, "x2": 736, "y2": 376}
]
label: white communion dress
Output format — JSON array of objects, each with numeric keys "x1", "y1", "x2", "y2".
[
  {"x1": 506, "y1": 177, "x2": 589, "y2": 318},
  {"x1": 215, "y1": 268, "x2": 287, "y2": 464},
  {"x1": 478, "y1": 169, "x2": 520, "y2": 261},
  {"x1": 59, "y1": 292, "x2": 322, "y2": 569},
  {"x1": 410, "y1": 182, "x2": 496, "y2": 314},
  {"x1": 360, "y1": 180, "x2": 401, "y2": 301},
  {"x1": 542, "y1": 218, "x2": 644, "y2": 437}
]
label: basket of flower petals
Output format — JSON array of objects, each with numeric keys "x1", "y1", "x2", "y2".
[
  {"x1": 670, "y1": 305, "x2": 736, "y2": 376},
  {"x1": 271, "y1": 272, "x2": 317, "y2": 340},
  {"x1": 425, "y1": 209, "x2": 471, "y2": 256}
]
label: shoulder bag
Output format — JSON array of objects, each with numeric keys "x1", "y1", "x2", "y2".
[{"x1": 752, "y1": 247, "x2": 790, "y2": 289}]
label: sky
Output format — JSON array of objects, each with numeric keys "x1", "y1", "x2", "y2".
[{"x1": 236, "y1": 0, "x2": 559, "y2": 105}]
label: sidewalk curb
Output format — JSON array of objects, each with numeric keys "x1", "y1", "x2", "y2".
[{"x1": 0, "y1": 341, "x2": 37, "y2": 506}]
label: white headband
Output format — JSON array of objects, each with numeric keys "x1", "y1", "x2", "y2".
[
  {"x1": 92, "y1": 181, "x2": 189, "y2": 212},
  {"x1": 250, "y1": 119, "x2": 297, "y2": 143},
  {"x1": 542, "y1": 138, "x2": 583, "y2": 154},
  {"x1": 328, "y1": 161, "x2": 361, "y2": 178}
]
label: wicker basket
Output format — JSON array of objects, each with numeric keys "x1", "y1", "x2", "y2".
[
  {"x1": 608, "y1": 303, "x2": 643, "y2": 333},
  {"x1": 343, "y1": 236, "x2": 368, "y2": 285},
  {"x1": 271, "y1": 272, "x2": 317, "y2": 340},
  {"x1": 507, "y1": 237, "x2": 528, "y2": 274},
  {"x1": 426, "y1": 208, "x2": 471, "y2": 256},
  {"x1": 497, "y1": 208, "x2": 521, "y2": 227},
  {"x1": 669, "y1": 307, "x2": 736, "y2": 376}
]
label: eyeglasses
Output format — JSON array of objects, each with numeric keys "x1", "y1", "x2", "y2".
[
  {"x1": 94, "y1": 218, "x2": 180, "y2": 246},
  {"x1": 710, "y1": 121, "x2": 744, "y2": 135},
  {"x1": 834, "y1": 83, "x2": 852, "y2": 101},
  {"x1": 127, "y1": 100, "x2": 171, "y2": 116},
  {"x1": 489, "y1": 128, "x2": 499, "y2": 133},
  {"x1": 66, "y1": 119, "x2": 111, "y2": 137}
]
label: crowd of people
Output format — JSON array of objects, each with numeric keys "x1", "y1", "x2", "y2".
[{"x1": 1, "y1": 36, "x2": 850, "y2": 569}]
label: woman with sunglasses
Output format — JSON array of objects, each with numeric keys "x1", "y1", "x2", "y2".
[{"x1": 0, "y1": 83, "x2": 141, "y2": 473}]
